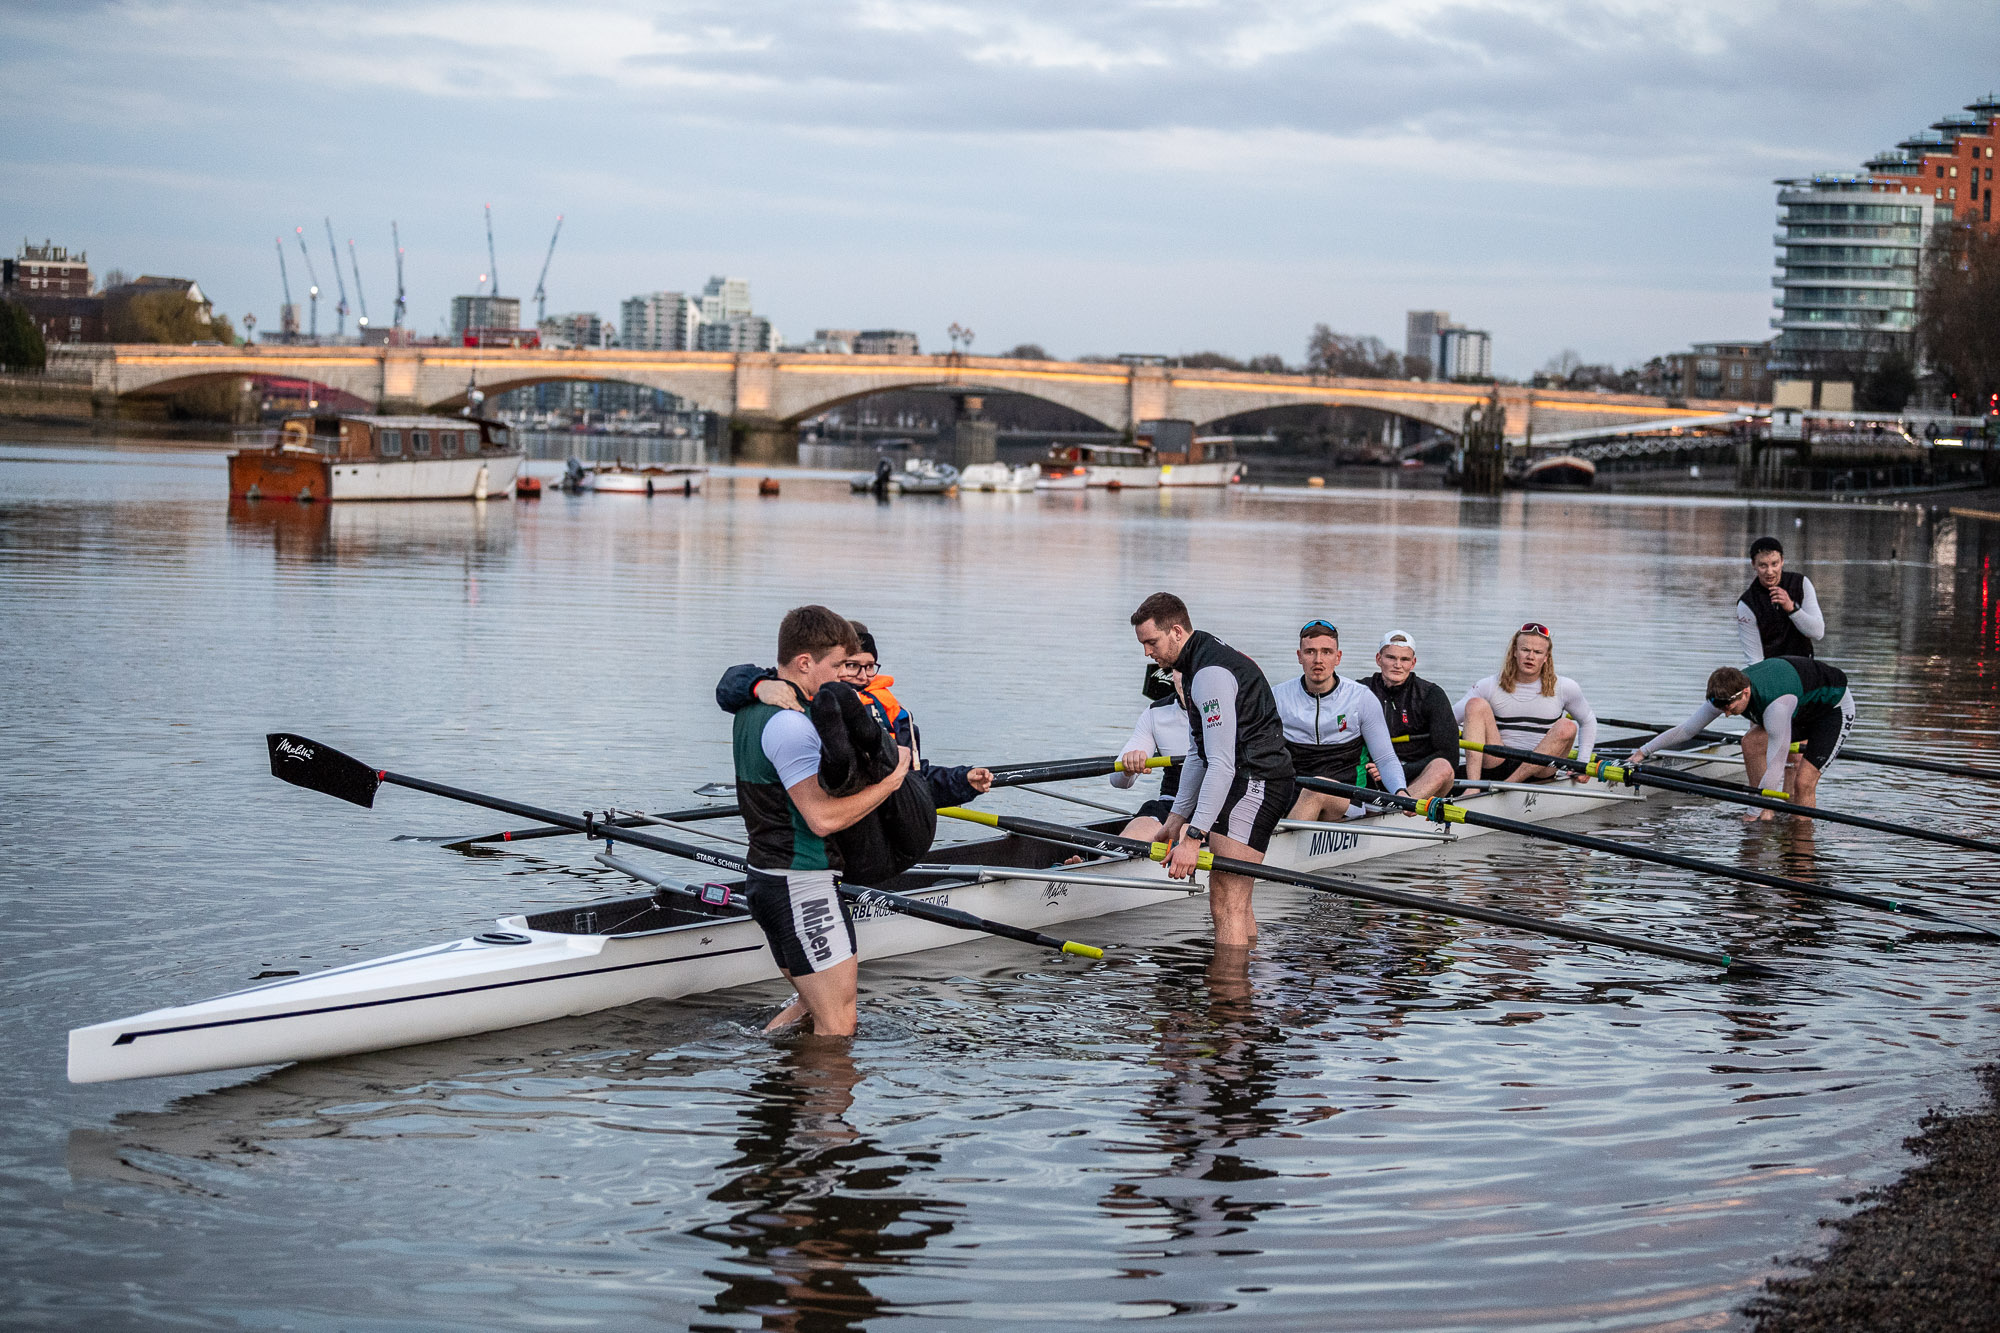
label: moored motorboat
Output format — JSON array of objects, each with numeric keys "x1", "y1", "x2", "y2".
[
  {"x1": 590, "y1": 463, "x2": 706, "y2": 495},
  {"x1": 960, "y1": 462, "x2": 1039, "y2": 492},
  {"x1": 1517, "y1": 454, "x2": 1597, "y2": 489},
  {"x1": 849, "y1": 458, "x2": 960, "y2": 494},
  {"x1": 1042, "y1": 442, "x2": 1162, "y2": 489},
  {"x1": 228, "y1": 414, "x2": 524, "y2": 502},
  {"x1": 68, "y1": 742, "x2": 1745, "y2": 1084}
]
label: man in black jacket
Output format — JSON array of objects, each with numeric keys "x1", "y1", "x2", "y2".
[
  {"x1": 1736, "y1": 537, "x2": 1824, "y2": 663},
  {"x1": 1360, "y1": 630, "x2": 1458, "y2": 800},
  {"x1": 1132, "y1": 591, "x2": 1296, "y2": 948}
]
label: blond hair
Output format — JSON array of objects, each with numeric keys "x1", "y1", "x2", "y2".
[{"x1": 1497, "y1": 629, "x2": 1556, "y2": 696}]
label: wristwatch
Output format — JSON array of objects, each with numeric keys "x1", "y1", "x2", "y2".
[{"x1": 1183, "y1": 826, "x2": 1209, "y2": 845}]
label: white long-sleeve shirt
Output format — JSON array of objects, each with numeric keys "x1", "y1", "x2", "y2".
[
  {"x1": 1455, "y1": 675, "x2": 1597, "y2": 763},
  {"x1": 1272, "y1": 674, "x2": 1408, "y2": 794},
  {"x1": 1109, "y1": 701, "x2": 1191, "y2": 788},
  {"x1": 1736, "y1": 576, "x2": 1825, "y2": 664}
]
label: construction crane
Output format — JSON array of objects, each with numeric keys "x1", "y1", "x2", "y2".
[
  {"x1": 532, "y1": 214, "x2": 563, "y2": 324},
  {"x1": 293, "y1": 227, "x2": 320, "y2": 340},
  {"x1": 275, "y1": 238, "x2": 294, "y2": 343},
  {"x1": 347, "y1": 238, "x2": 370, "y2": 329},
  {"x1": 323, "y1": 218, "x2": 349, "y2": 338},
  {"x1": 390, "y1": 221, "x2": 407, "y2": 329},
  {"x1": 483, "y1": 204, "x2": 499, "y2": 296}
]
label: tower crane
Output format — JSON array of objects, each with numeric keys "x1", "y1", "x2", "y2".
[
  {"x1": 347, "y1": 238, "x2": 370, "y2": 328},
  {"x1": 483, "y1": 204, "x2": 499, "y2": 296},
  {"x1": 532, "y1": 214, "x2": 563, "y2": 325},
  {"x1": 390, "y1": 221, "x2": 407, "y2": 329},
  {"x1": 293, "y1": 227, "x2": 321, "y2": 340},
  {"x1": 275, "y1": 238, "x2": 294, "y2": 342},
  {"x1": 323, "y1": 218, "x2": 350, "y2": 338}
]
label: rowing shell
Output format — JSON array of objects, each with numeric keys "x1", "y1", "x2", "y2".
[{"x1": 66, "y1": 745, "x2": 1742, "y2": 1083}]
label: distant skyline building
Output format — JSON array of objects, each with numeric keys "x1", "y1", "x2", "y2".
[
  {"x1": 1436, "y1": 327, "x2": 1492, "y2": 381},
  {"x1": 699, "y1": 275, "x2": 751, "y2": 326},
  {"x1": 1772, "y1": 93, "x2": 1996, "y2": 376},
  {"x1": 450, "y1": 294, "x2": 520, "y2": 336},
  {"x1": 620, "y1": 291, "x2": 701, "y2": 350},
  {"x1": 1662, "y1": 340, "x2": 1772, "y2": 402},
  {"x1": 4, "y1": 240, "x2": 105, "y2": 344},
  {"x1": 853, "y1": 329, "x2": 920, "y2": 356},
  {"x1": 1404, "y1": 310, "x2": 1449, "y2": 369},
  {"x1": 696, "y1": 314, "x2": 777, "y2": 353},
  {"x1": 539, "y1": 310, "x2": 614, "y2": 349}
]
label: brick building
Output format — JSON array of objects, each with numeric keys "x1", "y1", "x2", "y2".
[{"x1": 2, "y1": 240, "x2": 106, "y2": 344}]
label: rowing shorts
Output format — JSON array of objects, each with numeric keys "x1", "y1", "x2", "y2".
[
  {"x1": 1480, "y1": 755, "x2": 1544, "y2": 782},
  {"x1": 1206, "y1": 774, "x2": 1295, "y2": 853},
  {"x1": 1135, "y1": 797, "x2": 1175, "y2": 823},
  {"x1": 1798, "y1": 692, "x2": 1858, "y2": 771},
  {"x1": 745, "y1": 868, "x2": 856, "y2": 976}
]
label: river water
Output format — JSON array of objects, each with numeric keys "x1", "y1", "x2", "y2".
[{"x1": 4, "y1": 438, "x2": 1998, "y2": 1332}]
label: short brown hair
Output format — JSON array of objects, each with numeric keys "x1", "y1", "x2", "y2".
[
  {"x1": 778, "y1": 605, "x2": 859, "y2": 664},
  {"x1": 1706, "y1": 666, "x2": 1751, "y2": 704},
  {"x1": 1130, "y1": 592, "x2": 1191, "y2": 631}
]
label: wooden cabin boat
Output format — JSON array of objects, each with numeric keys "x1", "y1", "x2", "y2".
[
  {"x1": 228, "y1": 414, "x2": 524, "y2": 502},
  {"x1": 1041, "y1": 442, "x2": 1161, "y2": 489}
]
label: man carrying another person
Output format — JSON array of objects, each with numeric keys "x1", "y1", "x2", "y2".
[
  {"x1": 1275, "y1": 619, "x2": 1409, "y2": 821},
  {"x1": 1359, "y1": 630, "x2": 1459, "y2": 801},
  {"x1": 1627, "y1": 655, "x2": 1854, "y2": 816},
  {"x1": 1456, "y1": 622, "x2": 1597, "y2": 783},
  {"x1": 732, "y1": 606, "x2": 912, "y2": 1037},
  {"x1": 1736, "y1": 537, "x2": 1825, "y2": 665},
  {"x1": 1131, "y1": 592, "x2": 1296, "y2": 949}
]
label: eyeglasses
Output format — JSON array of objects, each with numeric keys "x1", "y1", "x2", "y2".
[
  {"x1": 842, "y1": 661, "x2": 880, "y2": 678},
  {"x1": 1299, "y1": 619, "x2": 1339, "y2": 639},
  {"x1": 1519, "y1": 622, "x2": 1551, "y2": 638}
]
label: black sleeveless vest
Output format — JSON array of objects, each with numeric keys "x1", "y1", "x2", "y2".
[{"x1": 1741, "y1": 571, "x2": 1813, "y2": 660}]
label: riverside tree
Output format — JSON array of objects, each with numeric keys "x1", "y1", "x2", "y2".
[
  {"x1": 0, "y1": 300, "x2": 47, "y2": 371},
  {"x1": 1919, "y1": 219, "x2": 2000, "y2": 412}
]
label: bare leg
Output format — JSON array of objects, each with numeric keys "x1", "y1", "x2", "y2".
[
  {"x1": 776, "y1": 956, "x2": 859, "y2": 1037},
  {"x1": 765, "y1": 992, "x2": 809, "y2": 1033},
  {"x1": 1207, "y1": 830, "x2": 1264, "y2": 947},
  {"x1": 1461, "y1": 697, "x2": 1498, "y2": 778},
  {"x1": 1288, "y1": 787, "x2": 1350, "y2": 821},
  {"x1": 1790, "y1": 757, "x2": 1823, "y2": 808},
  {"x1": 1118, "y1": 815, "x2": 1164, "y2": 843},
  {"x1": 1406, "y1": 756, "x2": 1456, "y2": 801},
  {"x1": 1493, "y1": 717, "x2": 1576, "y2": 783},
  {"x1": 1740, "y1": 727, "x2": 1775, "y2": 822}
]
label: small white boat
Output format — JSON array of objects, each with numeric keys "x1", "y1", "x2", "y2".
[
  {"x1": 1035, "y1": 463, "x2": 1089, "y2": 491},
  {"x1": 960, "y1": 462, "x2": 1039, "y2": 492},
  {"x1": 68, "y1": 744, "x2": 1745, "y2": 1083},
  {"x1": 590, "y1": 464, "x2": 706, "y2": 495}
]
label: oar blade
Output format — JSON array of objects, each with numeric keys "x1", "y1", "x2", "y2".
[{"x1": 266, "y1": 733, "x2": 381, "y2": 809}]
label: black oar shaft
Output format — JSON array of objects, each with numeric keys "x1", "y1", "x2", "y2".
[
  {"x1": 1469, "y1": 740, "x2": 2000, "y2": 857},
  {"x1": 1600, "y1": 715, "x2": 2000, "y2": 783},
  {"x1": 1296, "y1": 776, "x2": 1994, "y2": 937},
  {"x1": 943, "y1": 809, "x2": 1749, "y2": 972},
  {"x1": 431, "y1": 803, "x2": 742, "y2": 847}
]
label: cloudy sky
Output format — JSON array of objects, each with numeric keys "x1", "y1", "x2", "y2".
[{"x1": 5, "y1": 1, "x2": 1996, "y2": 375}]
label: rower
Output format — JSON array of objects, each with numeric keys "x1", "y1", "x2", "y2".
[
  {"x1": 1275, "y1": 619, "x2": 1407, "y2": 822},
  {"x1": 718, "y1": 623, "x2": 993, "y2": 806},
  {"x1": 1131, "y1": 592, "x2": 1296, "y2": 949},
  {"x1": 732, "y1": 605, "x2": 911, "y2": 1036},
  {"x1": 1109, "y1": 663, "x2": 1190, "y2": 842},
  {"x1": 1456, "y1": 622, "x2": 1597, "y2": 782},
  {"x1": 1628, "y1": 655, "x2": 1854, "y2": 815},
  {"x1": 1737, "y1": 537, "x2": 1824, "y2": 664},
  {"x1": 1359, "y1": 630, "x2": 1458, "y2": 801}
]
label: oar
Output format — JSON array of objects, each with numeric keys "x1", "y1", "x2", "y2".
[
  {"x1": 1600, "y1": 715, "x2": 2000, "y2": 783},
  {"x1": 1463, "y1": 739, "x2": 2000, "y2": 857},
  {"x1": 937, "y1": 807, "x2": 1758, "y2": 973},
  {"x1": 266, "y1": 733, "x2": 1104, "y2": 959},
  {"x1": 410, "y1": 756, "x2": 1176, "y2": 847},
  {"x1": 1295, "y1": 775, "x2": 1998, "y2": 939}
]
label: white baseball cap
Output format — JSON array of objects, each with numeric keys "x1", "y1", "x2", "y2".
[{"x1": 1378, "y1": 630, "x2": 1417, "y2": 652}]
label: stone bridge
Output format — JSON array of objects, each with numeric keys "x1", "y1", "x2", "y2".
[{"x1": 50, "y1": 343, "x2": 1742, "y2": 460}]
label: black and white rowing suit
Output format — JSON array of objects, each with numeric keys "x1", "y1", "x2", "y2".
[
  {"x1": 1170, "y1": 630, "x2": 1295, "y2": 852},
  {"x1": 1273, "y1": 674, "x2": 1407, "y2": 798},
  {"x1": 1455, "y1": 675, "x2": 1598, "y2": 766},
  {"x1": 1110, "y1": 697, "x2": 1190, "y2": 821}
]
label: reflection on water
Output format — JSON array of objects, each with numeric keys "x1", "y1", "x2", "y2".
[{"x1": 6, "y1": 441, "x2": 2000, "y2": 1330}]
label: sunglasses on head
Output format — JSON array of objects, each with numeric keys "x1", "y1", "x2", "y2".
[
  {"x1": 1709, "y1": 692, "x2": 1740, "y2": 709},
  {"x1": 1519, "y1": 622, "x2": 1551, "y2": 638},
  {"x1": 1299, "y1": 619, "x2": 1339, "y2": 639}
]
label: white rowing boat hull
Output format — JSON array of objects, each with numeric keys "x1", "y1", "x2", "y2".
[
  {"x1": 590, "y1": 467, "x2": 705, "y2": 494},
  {"x1": 68, "y1": 748, "x2": 1741, "y2": 1083}
]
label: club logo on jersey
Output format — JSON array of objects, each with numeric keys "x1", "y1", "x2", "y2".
[{"x1": 1201, "y1": 697, "x2": 1222, "y2": 725}]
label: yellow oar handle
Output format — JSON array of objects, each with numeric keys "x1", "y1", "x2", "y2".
[
  {"x1": 940, "y1": 806, "x2": 999, "y2": 826},
  {"x1": 1411, "y1": 797, "x2": 1467, "y2": 824}
]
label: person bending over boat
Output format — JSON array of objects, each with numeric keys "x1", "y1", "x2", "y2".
[
  {"x1": 1737, "y1": 537, "x2": 1824, "y2": 665},
  {"x1": 1132, "y1": 592, "x2": 1296, "y2": 948},
  {"x1": 717, "y1": 622, "x2": 993, "y2": 807},
  {"x1": 1110, "y1": 663, "x2": 1191, "y2": 842},
  {"x1": 1627, "y1": 656, "x2": 1853, "y2": 817},
  {"x1": 734, "y1": 606, "x2": 911, "y2": 1037},
  {"x1": 1456, "y1": 622, "x2": 1597, "y2": 783},
  {"x1": 1275, "y1": 619, "x2": 1407, "y2": 822},
  {"x1": 1359, "y1": 630, "x2": 1459, "y2": 801}
]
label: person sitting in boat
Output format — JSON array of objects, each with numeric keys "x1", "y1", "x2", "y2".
[
  {"x1": 1736, "y1": 536, "x2": 1824, "y2": 665},
  {"x1": 716, "y1": 623, "x2": 994, "y2": 807},
  {"x1": 1626, "y1": 656, "x2": 1854, "y2": 816},
  {"x1": 1456, "y1": 622, "x2": 1596, "y2": 783},
  {"x1": 733, "y1": 605, "x2": 912, "y2": 1037},
  {"x1": 1275, "y1": 619, "x2": 1408, "y2": 821},
  {"x1": 1109, "y1": 663, "x2": 1190, "y2": 842},
  {"x1": 1359, "y1": 630, "x2": 1459, "y2": 801}
]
